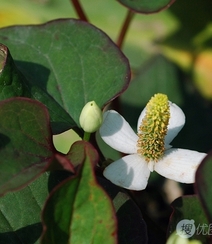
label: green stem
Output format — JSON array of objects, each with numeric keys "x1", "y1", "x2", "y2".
[{"x1": 83, "y1": 131, "x2": 91, "y2": 141}]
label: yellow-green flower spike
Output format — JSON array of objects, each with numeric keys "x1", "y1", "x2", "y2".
[{"x1": 137, "y1": 93, "x2": 170, "y2": 162}]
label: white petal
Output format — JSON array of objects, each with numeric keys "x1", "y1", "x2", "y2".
[
  {"x1": 99, "y1": 110, "x2": 138, "y2": 154},
  {"x1": 165, "y1": 102, "x2": 185, "y2": 145},
  {"x1": 137, "y1": 107, "x2": 146, "y2": 132},
  {"x1": 154, "y1": 148, "x2": 206, "y2": 183},
  {"x1": 103, "y1": 154, "x2": 150, "y2": 190},
  {"x1": 148, "y1": 161, "x2": 155, "y2": 172}
]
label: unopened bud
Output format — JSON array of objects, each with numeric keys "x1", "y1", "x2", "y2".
[
  {"x1": 167, "y1": 231, "x2": 201, "y2": 244},
  {"x1": 79, "y1": 101, "x2": 103, "y2": 133}
]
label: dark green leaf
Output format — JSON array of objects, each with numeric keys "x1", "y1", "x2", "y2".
[
  {"x1": 0, "y1": 97, "x2": 54, "y2": 196},
  {"x1": 118, "y1": 0, "x2": 175, "y2": 13},
  {"x1": 0, "y1": 44, "x2": 30, "y2": 98},
  {"x1": 0, "y1": 19, "x2": 130, "y2": 129},
  {"x1": 0, "y1": 43, "x2": 76, "y2": 134},
  {"x1": 41, "y1": 141, "x2": 117, "y2": 244},
  {"x1": 196, "y1": 153, "x2": 212, "y2": 223},
  {"x1": 98, "y1": 177, "x2": 148, "y2": 244},
  {"x1": 0, "y1": 172, "x2": 50, "y2": 244},
  {"x1": 167, "y1": 195, "x2": 210, "y2": 243}
]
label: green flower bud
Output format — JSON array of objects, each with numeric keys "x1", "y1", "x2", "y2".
[
  {"x1": 166, "y1": 232, "x2": 202, "y2": 244},
  {"x1": 79, "y1": 101, "x2": 103, "y2": 133}
]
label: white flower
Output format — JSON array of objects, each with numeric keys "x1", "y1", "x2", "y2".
[{"x1": 99, "y1": 94, "x2": 206, "y2": 191}]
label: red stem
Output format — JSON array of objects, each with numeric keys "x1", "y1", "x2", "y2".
[
  {"x1": 113, "y1": 10, "x2": 134, "y2": 114},
  {"x1": 116, "y1": 10, "x2": 134, "y2": 49},
  {"x1": 71, "y1": 0, "x2": 89, "y2": 22}
]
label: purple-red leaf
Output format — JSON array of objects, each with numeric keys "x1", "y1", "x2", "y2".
[{"x1": 0, "y1": 97, "x2": 55, "y2": 196}]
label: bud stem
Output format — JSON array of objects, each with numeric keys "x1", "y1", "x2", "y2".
[{"x1": 83, "y1": 131, "x2": 91, "y2": 141}]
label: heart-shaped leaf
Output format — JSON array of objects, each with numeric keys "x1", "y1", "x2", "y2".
[
  {"x1": 0, "y1": 97, "x2": 54, "y2": 196},
  {"x1": 0, "y1": 19, "x2": 130, "y2": 129},
  {"x1": 118, "y1": 0, "x2": 175, "y2": 13},
  {"x1": 41, "y1": 140, "x2": 117, "y2": 244}
]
